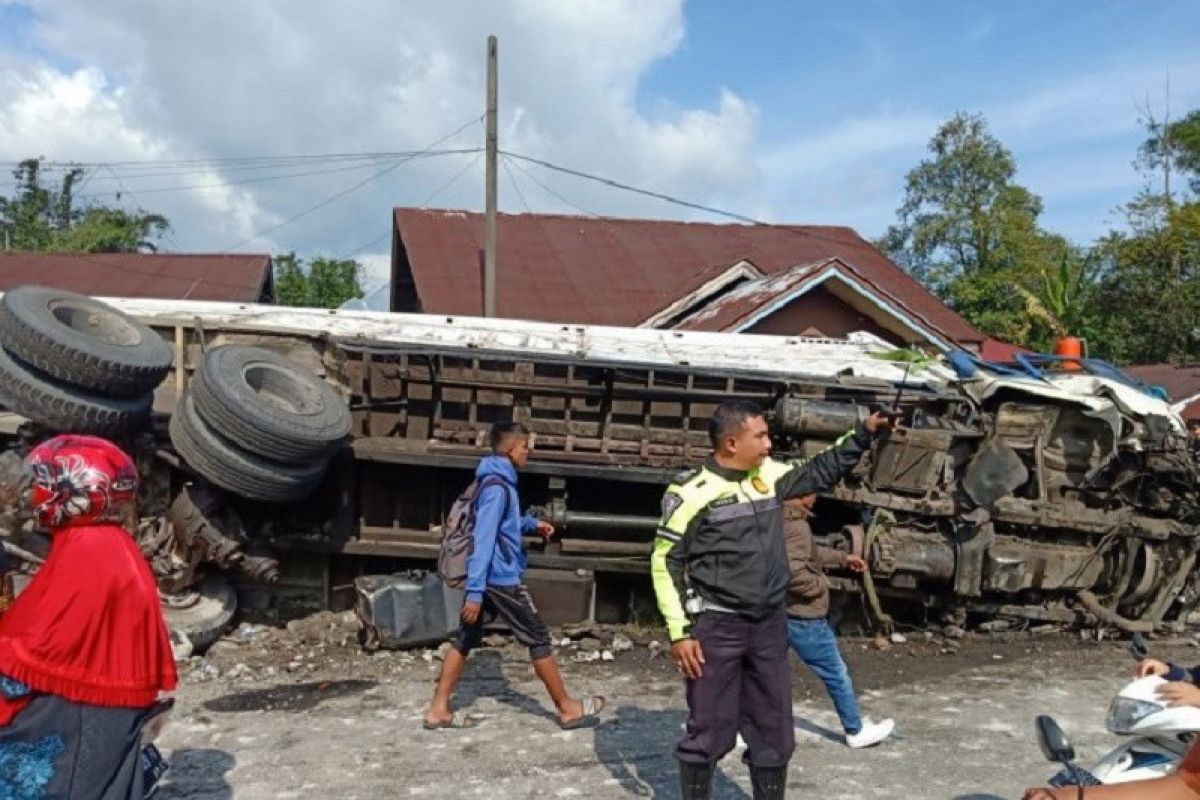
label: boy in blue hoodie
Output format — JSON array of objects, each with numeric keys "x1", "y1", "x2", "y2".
[{"x1": 423, "y1": 421, "x2": 606, "y2": 730}]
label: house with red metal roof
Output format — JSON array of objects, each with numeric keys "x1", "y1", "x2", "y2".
[
  {"x1": 0, "y1": 252, "x2": 274, "y2": 303},
  {"x1": 389, "y1": 208, "x2": 986, "y2": 352}
]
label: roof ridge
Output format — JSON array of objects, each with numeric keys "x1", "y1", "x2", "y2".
[
  {"x1": 393, "y1": 206, "x2": 857, "y2": 233},
  {"x1": 0, "y1": 251, "x2": 270, "y2": 260}
]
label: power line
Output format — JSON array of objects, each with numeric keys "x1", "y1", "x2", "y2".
[
  {"x1": 503, "y1": 155, "x2": 658, "y2": 251},
  {"x1": 421, "y1": 152, "x2": 484, "y2": 207},
  {"x1": 294, "y1": 152, "x2": 485, "y2": 306},
  {"x1": 335, "y1": 153, "x2": 486, "y2": 261},
  {"x1": 501, "y1": 150, "x2": 763, "y2": 225},
  {"x1": 77, "y1": 151, "x2": 480, "y2": 200},
  {"x1": 342, "y1": 153, "x2": 618, "y2": 310},
  {"x1": 505, "y1": 154, "x2": 609, "y2": 219},
  {"x1": 331, "y1": 153, "x2": 484, "y2": 260},
  {"x1": 220, "y1": 158, "x2": 411, "y2": 252},
  {"x1": 0, "y1": 149, "x2": 458, "y2": 169},
  {"x1": 221, "y1": 114, "x2": 484, "y2": 252},
  {"x1": 338, "y1": 229, "x2": 392, "y2": 261},
  {"x1": 73, "y1": 155, "x2": 402, "y2": 182},
  {"x1": 103, "y1": 164, "x2": 182, "y2": 252},
  {"x1": 501, "y1": 154, "x2": 533, "y2": 214},
  {"x1": 64, "y1": 150, "x2": 471, "y2": 183}
]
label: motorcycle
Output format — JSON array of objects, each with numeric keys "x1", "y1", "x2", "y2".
[{"x1": 1038, "y1": 634, "x2": 1200, "y2": 789}]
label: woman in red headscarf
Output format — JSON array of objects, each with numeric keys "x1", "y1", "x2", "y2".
[{"x1": 0, "y1": 435, "x2": 177, "y2": 799}]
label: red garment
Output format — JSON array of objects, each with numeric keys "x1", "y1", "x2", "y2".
[{"x1": 0, "y1": 523, "x2": 177, "y2": 724}]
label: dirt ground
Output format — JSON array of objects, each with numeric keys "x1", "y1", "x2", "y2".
[{"x1": 154, "y1": 612, "x2": 1200, "y2": 799}]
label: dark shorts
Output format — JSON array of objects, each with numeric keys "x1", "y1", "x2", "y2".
[{"x1": 452, "y1": 584, "x2": 553, "y2": 660}]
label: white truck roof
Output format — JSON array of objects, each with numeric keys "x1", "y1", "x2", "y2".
[{"x1": 101, "y1": 297, "x2": 957, "y2": 390}]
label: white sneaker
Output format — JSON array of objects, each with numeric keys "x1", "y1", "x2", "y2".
[{"x1": 845, "y1": 718, "x2": 894, "y2": 748}]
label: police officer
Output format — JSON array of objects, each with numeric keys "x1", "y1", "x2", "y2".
[{"x1": 652, "y1": 400, "x2": 889, "y2": 799}]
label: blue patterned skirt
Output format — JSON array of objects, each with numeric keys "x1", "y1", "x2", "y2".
[{"x1": 0, "y1": 687, "x2": 147, "y2": 800}]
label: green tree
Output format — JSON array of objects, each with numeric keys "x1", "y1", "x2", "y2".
[
  {"x1": 273, "y1": 253, "x2": 309, "y2": 306},
  {"x1": 1090, "y1": 194, "x2": 1200, "y2": 363},
  {"x1": 1138, "y1": 108, "x2": 1200, "y2": 197},
  {"x1": 881, "y1": 113, "x2": 1095, "y2": 349},
  {"x1": 1012, "y1": 248, "x2": 1101, "y2": 341},
  {"x1": 273, "y1": 252, "x2": 365, "y2": 308},
  {"x1": 0, "y1": 158, "x2": 169, "y2": 252},
  {"x1": 1076, "y1": 104, "x2": 1200, "y2": 365}
]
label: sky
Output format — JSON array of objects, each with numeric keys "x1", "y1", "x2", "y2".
[{"x1": 1, "y1": 0, "x2": 1198, "y2": 300}]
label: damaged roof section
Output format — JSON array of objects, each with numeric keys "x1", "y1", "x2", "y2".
[{"x1": 665, "y1": 256, "x2": 960, "y2": 351}]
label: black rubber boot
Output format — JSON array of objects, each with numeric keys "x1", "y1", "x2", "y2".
[
  {"x1": 679, "y1": 760, "x2": 715, "y2": 799},
  {"x1": 749, "y1": 765, "x2": 788, "y2": 800}
]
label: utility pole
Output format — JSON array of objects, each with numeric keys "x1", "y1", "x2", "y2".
[{"x1": 483, "y1": 35, "x2": 498, "y2": 318}]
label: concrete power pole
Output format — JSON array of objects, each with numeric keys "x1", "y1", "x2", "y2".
[{"x1": 484, "y1": 35, "x2": 498, "y2": 318}]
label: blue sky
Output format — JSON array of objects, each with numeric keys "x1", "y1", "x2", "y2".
[
  {"x1": 639, "y1": 0, "x2": 1200, "y2": 242},
  {"x1": 0, "y1": 0, "x2": 1197, "y2": 283}
]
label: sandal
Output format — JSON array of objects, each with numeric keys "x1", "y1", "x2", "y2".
[
  {"x1": 559, "y1": 695, "x2": 606, "y2": 730},
  {"x1": 423, "y1": 711, "x2": 480, "y2": 730}
]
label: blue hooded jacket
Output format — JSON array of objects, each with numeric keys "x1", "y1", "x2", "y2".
[{"x1": 465, "y1": 454, "x2": 539, "y2": 603}]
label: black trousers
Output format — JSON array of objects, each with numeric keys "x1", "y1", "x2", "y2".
[{"x1": 676, "y1": 607, "x2": 794, "y2": 768}]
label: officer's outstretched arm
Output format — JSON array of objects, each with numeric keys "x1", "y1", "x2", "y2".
[{"x1": 774, "y1": 423, "x2": 872, "y2": 500}]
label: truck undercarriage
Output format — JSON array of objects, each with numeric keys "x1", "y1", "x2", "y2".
[{"x1": 1, "y1": 291, "x2": 1197, "y2": 644}]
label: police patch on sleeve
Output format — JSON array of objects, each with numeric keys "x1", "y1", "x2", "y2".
[{"x1": 660, "y1": 491, "x2": 684, "y2": 523}]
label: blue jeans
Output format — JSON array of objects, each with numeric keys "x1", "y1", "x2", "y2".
[{"x1": 786, "y1": 617, "x2": 862, "y2": 735}]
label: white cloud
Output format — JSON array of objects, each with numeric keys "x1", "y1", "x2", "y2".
[
  {"x1": 0, "y1": 0, "x2": 762, "y2": 269},
  {"x1": 3, "y1": 1, "x2": 1198, "y2": 266}
]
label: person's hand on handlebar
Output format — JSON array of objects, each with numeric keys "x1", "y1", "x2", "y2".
[
  {"x1": 1137, "y1": 658, "x2": 1171, "y2": 678},
  {"x1": 1158, "y1": 682, "x2": 1200, "y2": 708}
]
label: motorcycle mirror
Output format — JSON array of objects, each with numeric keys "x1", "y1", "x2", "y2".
[
  {"x1": 1035, "y1": 715, "x2": 1075, "y2": 763},
  {"x1": 1129, "y1": 632, "x2": 1148, "y2": 661}
]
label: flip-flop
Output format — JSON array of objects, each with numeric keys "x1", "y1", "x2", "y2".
[
  {"x1": 423, "y1": 711, "x2": 480, "y2": 730},
  {"x1": 559, "y1": 695, "x2": 606, "y2": 730}
]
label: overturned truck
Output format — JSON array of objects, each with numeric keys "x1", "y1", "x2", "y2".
[{"x1": 0, "y1": 287, "x2": 1198, "y2": 642}]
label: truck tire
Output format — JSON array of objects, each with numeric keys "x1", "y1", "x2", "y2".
[
  {"x1": 0, "y1": 344, "x2": 152, "y2": 434},
  {"x1": 169, "y1": 393, "x2": 326, "y2": 503},
  {"x1": 0, "y1": 285, "x2": 172, "y2": 398},
  {"x1": 190, "y1": 345, "x2": 351, "y2": 462},
  {"x1": 162, "y1": 574, "x2": 238, "y2": 655}
]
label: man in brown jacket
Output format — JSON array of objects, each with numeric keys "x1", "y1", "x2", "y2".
[{"x1": 785, "y1": 496, "x2": 893, "y2": 748}]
